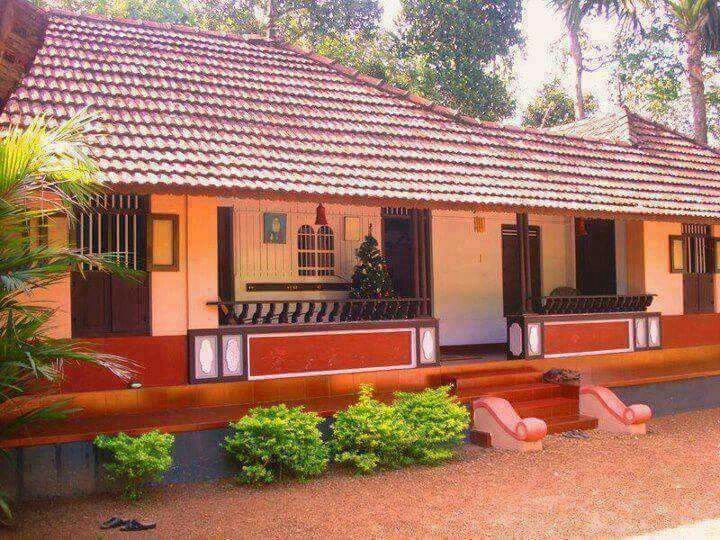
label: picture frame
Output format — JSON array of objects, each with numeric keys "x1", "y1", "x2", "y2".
[{"x1": 263, "y1": 212, "x2": 287, "y2": 244}]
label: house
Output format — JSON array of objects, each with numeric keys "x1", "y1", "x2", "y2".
[{"x1": 2, "y1": 0, "x2": 720, "y2": 481}]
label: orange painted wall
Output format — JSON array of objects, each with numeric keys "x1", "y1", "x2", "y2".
[
  {"x1": 248, "y1": 330, "x2": 414, "y2": 377},
  {"x1": 150, "y1": 194, "x2": 188, "y2": 336},
  {"x1": 60, "y1": 335, "x2": 187, "y2": 392},
  {"x1": 544, "y1": 321, "x2": 630, "y2": 355}
]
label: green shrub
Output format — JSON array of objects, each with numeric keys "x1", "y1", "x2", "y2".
[
  {"x1": 331, "y1": 385, "x2": 414, "y2": 474},
  {"x1": 394, "y1": 386, "x2": 469, "y2": 465},
  {"x1": 94, "y1": 430, "x2": 174, "y2": 501},
  {"x1": 223, "y1": 404, "x2": 328, "y2": 485}
]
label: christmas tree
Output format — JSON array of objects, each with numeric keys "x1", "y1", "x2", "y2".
[{"x1": 350, "y1": 226, "x2": 395, "y2": 299}]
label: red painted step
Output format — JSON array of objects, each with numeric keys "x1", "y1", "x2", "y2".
[
  {"x1": 443, "y1": 367, "x2": 543, "y2": 394},
  {"x1": 545, "y1": 415, "x2": 598, "y2": 434},
  {"x1": 452, "y1": 368, "x2": 597, "y2": 437},
  {"x1": 514, "y1": 397, "x2": 579, "y2": 419}
]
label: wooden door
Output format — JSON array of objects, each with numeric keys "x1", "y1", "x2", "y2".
[
  {"x1": 217, "y1": 207, "x2": 235, "y2": 302},
  {"x1": 502, "y1": 225, "x2": 541, "y2": 316},
  {"x1": 682, "y1": 224, "x2": 715, "y2": 314},
  {"x1": 382, "y1": 215, "x2": 415, "y2": 297},
  {"x1": 575, "y1": 218, "x2": 617, "y2": 295}
]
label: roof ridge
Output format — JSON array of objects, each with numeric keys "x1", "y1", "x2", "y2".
[
  {"x1": 46, "y1": 8, "x2": 272, "y2": 46},
  {"x1": 620, "y1": 105, "x2": 720, "y2": 156},
  {"x1": 268, "y1": 39, "x2": 638, "y2": 149}
]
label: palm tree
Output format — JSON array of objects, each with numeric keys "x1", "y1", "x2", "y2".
[
  {"x1": 666, "y1": 0, "x2": 720, "y2": 144},
  {"x1": 549, "y1": 0, "x2": 646, "y2": 119},
  {"x1": 0, "y1": 114, "x2": 131, "y2": 523}
]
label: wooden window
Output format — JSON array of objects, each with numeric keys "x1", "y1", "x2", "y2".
[
  {"x1": 669, "y1": 235, "x2": 685, "y2": 273},
  {"x1": 297, "y1": 225, "x2": 316, "y2": 276},
  {"x1": 147, "y1": 214, "x2": 179, "y2": 271},
  {"x1": 71, "y1": 194, "x2": 150, "y2": 337},
  {"x1": 317, "y1": 225, "x2": 335, "y2": 276},
  {"x1": 297, "y1": 224, "x2": 335, "y2": 277}
]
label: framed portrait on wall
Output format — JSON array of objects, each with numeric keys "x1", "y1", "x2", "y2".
[{"x1": 263, "y1": 212, "x2": 287, "y2": 244}]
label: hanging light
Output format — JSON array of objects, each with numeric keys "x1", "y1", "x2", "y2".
[
  {"x1": 575, "y1": 217, "x2": 588, "y2": 237},
  {"x1": 315, "y1": 203, "x2": 328, "y2": 226}
]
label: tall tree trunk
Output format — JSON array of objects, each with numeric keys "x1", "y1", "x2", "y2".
[
  {"x1": 567, "y1": 22, "x2": 586, "y2": 120},
  {"x1": 686, "y1": 28, "x2": 708, "y2": 144},
  {"x1": 267, "y1": 0, "x2": 277, "y2": 39}
]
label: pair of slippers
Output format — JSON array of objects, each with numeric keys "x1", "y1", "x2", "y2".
[{"x1": 100, "y1": 517, "x2": 156, "y2": 531}]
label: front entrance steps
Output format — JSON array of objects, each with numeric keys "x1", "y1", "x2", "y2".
[{"x1": 442, "y1": 367, "x2": 598, "y2": 448}]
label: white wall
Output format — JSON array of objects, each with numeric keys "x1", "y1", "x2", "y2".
[
  {"x1": 223, "y1": 198, "x2": 381, "y2": 301},
  {"x1": 432, "y1": 211, "x2": 575, "y2": 346}
]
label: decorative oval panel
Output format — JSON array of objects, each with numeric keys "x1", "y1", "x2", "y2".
[
  {"x1": 509, "y1": 323, "x2": 522, "y2": 357},
  {"x1": 223, "y1": 335, "x2": 243, "y2": 375},
  {"x1": 199, "y1": 339, "x2": 214, "y2": 374},
  {"x1": 421, "y1": 329, "x2": 435, "y2": 363}
]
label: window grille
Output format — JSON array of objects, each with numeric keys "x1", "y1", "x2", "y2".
[
  {"x1": 317, "y1": 225, "x2": 335, "y2": 276},
  {"x1": 297, "y1": 224, "x2": 316, "y2": 276},
  {"x1": 76, "y1": 194, "x2": 148, "y2": 270},
  {"x1": 297, "y1": 224, "x2": 335, "y2": 276},
  {"x1": 682, "y1": 224, "x2": 713, "y2": 275}
]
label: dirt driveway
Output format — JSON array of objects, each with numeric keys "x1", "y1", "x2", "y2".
[{"x1": 8, "y1": 408, "x2": 720, "y2": 539}]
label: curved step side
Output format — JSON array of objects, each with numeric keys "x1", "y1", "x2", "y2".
[
  {"x1": 472, "y1": 397, "x2": 547, "y2": 451},
  {"x1": 579, "y1": 385, "x2": 652, "y2": 434}
]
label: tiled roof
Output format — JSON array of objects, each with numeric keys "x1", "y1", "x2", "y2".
[{"x1": 3, "y1": 9, "x2": 720, "y2": 220}]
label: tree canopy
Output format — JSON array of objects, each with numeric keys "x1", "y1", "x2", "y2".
[
  {"x1": 397, "y1": 0, "x2": 524, "y2": 119},
  {"x1": 612, "y1": 4, "x2": 720, "y2": 142},
  {"x1": 522, "y1": 77, "x2": 598, "y2": 127}
]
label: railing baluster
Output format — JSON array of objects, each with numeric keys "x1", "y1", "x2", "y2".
[
  {"x1": 237, "y1": 303, "x2": 249, "y2": 324},
  {"x1": 278, "y1": 302, "x2": 289, "y2": 324},
  {"x1": 340, "y1": 300, "x2": 351, "y2": 322},
  {"x1": 263, "y1": 302, "x2": 276, "y2": 324},
  {"x1": 251, "y1": 302, "x2": 263, "y2": 324},
  {"x1": 304, "y1": 302, "x2": 316, "y2": 323},
  {"x1": 316, "y1": 301, "x2": 328, "y2": 323},
  {"x1": 328, "y1": 301, "x2": 341, "y2": 322},
  {"x1": 290, "y1": 302, "x2": 303, "y2": 323}
]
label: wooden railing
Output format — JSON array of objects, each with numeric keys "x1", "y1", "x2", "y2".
[
  {"x1": 208, "y1": 298, "x2": 431, "y2": 326},
  {"x1": 533, "y1": 294, "x2": 655, "y2": 315}
]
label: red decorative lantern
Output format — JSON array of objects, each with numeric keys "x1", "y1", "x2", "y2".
[
  {"x1": 575, "y1": 217, "x2": 588, "y2": 237},
  {"x1": 315, "y1": 203, "x2": 328, "y2": 226}
]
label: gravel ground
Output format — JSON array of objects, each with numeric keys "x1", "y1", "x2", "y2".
[{"x1": 8, "y1": 408, "x2": 720, "y2": 539}]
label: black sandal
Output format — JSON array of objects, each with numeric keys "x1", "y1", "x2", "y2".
[
  {"x1": 100, "y1": 517, "x2": 127, "y2": 529},
  {"x1": 119, "y1": 519, "x2": 157, "y2": 532}
]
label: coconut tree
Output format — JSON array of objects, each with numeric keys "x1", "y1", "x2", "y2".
[
  {"x1": 549, "y1": 0, "x2": 647, "y2": 119},
  {"x1": 0, "y1": 114, "x2": 131, "y2": 524},
  {"x1": 666, "y1": 0, "x2": 720, "y2": 144}
]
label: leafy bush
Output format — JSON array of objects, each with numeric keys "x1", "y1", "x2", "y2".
[
  {"x1": 94, "y1": 430, "x2": 174, "y2": 501},
  {"x1": 223, "y1": 404, "x2": 328, "y2": 485},
  {"x1": 394, "y1": 386, "x2": 469, "y2": 465},
  {"x1": 331, "y1": 385, "x2": 414, "y2": 474}
]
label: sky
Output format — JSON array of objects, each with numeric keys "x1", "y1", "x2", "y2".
[{"x1": 380, "y1": 0, "x2": 616, "y2": 123}]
